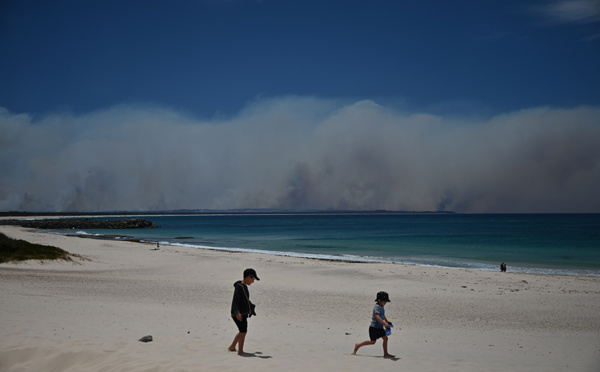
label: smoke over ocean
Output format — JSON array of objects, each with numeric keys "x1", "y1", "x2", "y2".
[{"x1": 1, "y1": 97, "x2": 599, "y2": 213}]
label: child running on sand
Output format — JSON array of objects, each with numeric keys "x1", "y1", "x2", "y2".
[
  {"x1": 352, "y1": 291, "x2": 395, "y2": 358},
  {"x1": 228, "y1": 268, "x2": 259, "y2": 355}
]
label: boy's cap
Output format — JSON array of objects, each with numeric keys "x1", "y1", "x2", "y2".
[
  {"x1": 375, "y1": 291, "x2": 391, "y2": 302},
  {"x1": 244, "y1": 268, "x2": 260, "y2": 280}
]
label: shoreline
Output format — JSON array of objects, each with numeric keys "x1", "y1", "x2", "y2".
[
  {"x1": 3, "y1": 214, "x2": 599, "y2": 278},
  {"x1": 44, "y1": 231, "x2": 600, "y2": 278},
  {"x1": 1, "y1": 225, "x2": 600, "y2": 372}
]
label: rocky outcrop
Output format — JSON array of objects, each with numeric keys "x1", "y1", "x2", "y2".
[{"x1": 0, "y1": 218, "x2": 158, "y2": 229}]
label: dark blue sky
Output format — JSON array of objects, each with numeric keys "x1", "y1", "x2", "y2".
[
  {"x1": 1, "y1": 0, "x2": 599, "y2": 118},
  {"x1": 2, "y1": 1, "x2": 600, "y2": 213}
]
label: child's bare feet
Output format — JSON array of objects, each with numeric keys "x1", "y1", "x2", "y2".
[
  {"x1": 352, "y1": 343, "x2": 359, "y2": 355},
  {"x1": 384, "y1": 353, "x2": 396, "y2": 358},
  {"x1": 228, "y1": 347, "x2": 236, "y2": 352}
]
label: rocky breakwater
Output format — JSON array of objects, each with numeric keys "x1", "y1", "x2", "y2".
[{"x1": 0, "y1": 218, "x2": 158, "y2": 230}]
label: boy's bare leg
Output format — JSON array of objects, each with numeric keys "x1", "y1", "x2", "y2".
[
  {"x1": 229, "y1": 332, "x2": 247, "y2": 353},
  {"x1": 382, "y1": 336, "x2": 395, "y2": 357},
  {"x1": 228, "y1": 332, "x2": 240, "y2": 351},
  {"x1": 236, "y1": 332, "x2": 247, "y2": 355},
  {"x1": 352, "y1": 340, "x2": 375, "y2": 355}
]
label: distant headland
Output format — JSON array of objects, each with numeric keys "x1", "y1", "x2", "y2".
[
  {"x1": 0, "y1": 218, "x2": 158, "y2": 230},
  {"x1": 0, "y1": 209, "x2": 455, "y2": 218}
]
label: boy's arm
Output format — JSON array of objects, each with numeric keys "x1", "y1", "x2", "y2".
[
  {"x1": 375, "y1": 313, "x2": 390, "y2": 328},
  {"x1": 231, "y1": 287, "x2": 242, "y2": 317}
]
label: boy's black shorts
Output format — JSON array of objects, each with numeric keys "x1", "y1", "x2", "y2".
[
  {"x1": 232, "y1": 316, "x2": 248, "y2": 333},
  {"x1": 369, "y1": 326, "x2": 386, "y2": 341}
]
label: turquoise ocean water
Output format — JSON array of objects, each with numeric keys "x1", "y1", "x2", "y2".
[{"x1": 60, "y1": 214, "x2": 600, "y2": 276}]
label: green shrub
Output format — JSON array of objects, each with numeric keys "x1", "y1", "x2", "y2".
[{"x1": 0, "y1": 232, "x2": 72, "y2": 263}]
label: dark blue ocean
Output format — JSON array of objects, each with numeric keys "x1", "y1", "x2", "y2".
[{"x1": 63, "y1": 214, "x2": 600, "y2": 277}]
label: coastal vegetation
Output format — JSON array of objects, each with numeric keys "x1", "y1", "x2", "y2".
[{"x1": 0, "y1": 232, "x2": 73, "y2": 263}]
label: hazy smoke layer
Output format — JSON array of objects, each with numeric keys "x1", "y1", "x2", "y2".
[{"x1": 1, "y1": 98, "x2": 599, "y2": 213}]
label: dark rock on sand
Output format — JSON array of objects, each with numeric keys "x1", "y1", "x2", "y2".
[{"x1": 139, "y1": 335, "x2": 153, "y2": 343}]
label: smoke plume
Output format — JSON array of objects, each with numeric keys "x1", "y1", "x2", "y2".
[{"x1": 1, "y1": 97, "x2": 599, "y2": 213}]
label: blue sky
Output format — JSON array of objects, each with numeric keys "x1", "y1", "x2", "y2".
[
  {"x1": 1, "y1": 0, "x2": 600, "y2": 213},
  {"x1": 1, "y1": 0, "x2": 599, "y2": 117}
]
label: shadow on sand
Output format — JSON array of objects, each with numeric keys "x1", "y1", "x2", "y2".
[
  {"x1": 239, "y1": 351, "x2": 272, "y2": 359},
  {"x1": 351, "y1": 354, "x2": 400, "y2": 361}
]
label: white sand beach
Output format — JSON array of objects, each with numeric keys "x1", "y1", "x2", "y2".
[{"x1": 1, "y1": 225, "x2": 599, "y2": 372}]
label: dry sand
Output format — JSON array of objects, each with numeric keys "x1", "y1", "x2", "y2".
[{"x1": 1, "y1": 225, "x2": 599, "y2": 372}]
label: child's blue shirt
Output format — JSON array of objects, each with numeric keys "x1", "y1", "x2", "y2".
[{"x1": 370, "y1": 304, "x2": 385, "y2": 328}]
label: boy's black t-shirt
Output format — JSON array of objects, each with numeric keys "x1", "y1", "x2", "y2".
[{"x1": 231, "y1": 280, "x2": 251, "y2": 317}]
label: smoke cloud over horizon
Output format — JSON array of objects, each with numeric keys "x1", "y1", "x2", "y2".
[{"x1": 1, "y1": 97, "x2": 600, "y2": 213}]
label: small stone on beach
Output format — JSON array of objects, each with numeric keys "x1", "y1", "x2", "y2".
[{"x1": 139, "y1": 335, "x2": 153, "y2": 343}]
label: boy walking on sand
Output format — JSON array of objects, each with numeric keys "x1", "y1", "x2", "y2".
[
  {"x1": 229, "y1": 268, "x2": 259, "y2": 355},
  {"x1": 353, "y1": 291, "x2": 395, "y2": 358}
]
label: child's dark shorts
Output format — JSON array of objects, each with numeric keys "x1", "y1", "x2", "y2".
[
  {"x1": 232, "y1": 316, "x2": 248, "y2": 333},
  {"x1": 369, "y1": 326, "x2": 386, "y2": 341}
]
